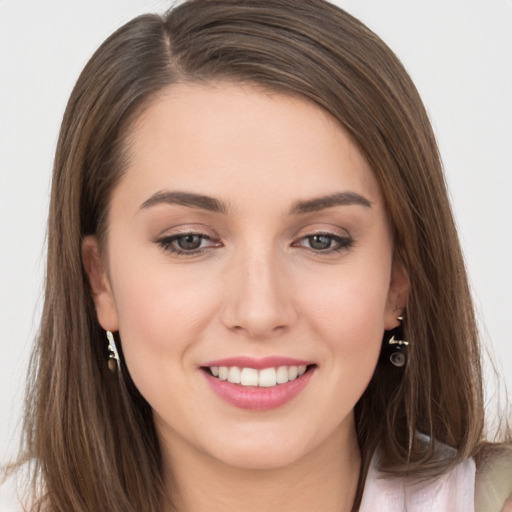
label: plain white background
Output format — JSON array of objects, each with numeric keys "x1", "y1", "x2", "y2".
[{"x1": 1, "y1": 0, "x2": 511, "y2": 464}]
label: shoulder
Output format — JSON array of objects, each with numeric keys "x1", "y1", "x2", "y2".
[
  {"x1": 475, "y1": 446, "x2": 512, "y2": 512},
  {"x1": 359, "y1": 453, "x2": 476, "y2": 512}
]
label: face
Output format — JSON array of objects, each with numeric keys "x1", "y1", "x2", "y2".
[{"x1": 84, "y1": 83, "x2": 408, "y2": 471}]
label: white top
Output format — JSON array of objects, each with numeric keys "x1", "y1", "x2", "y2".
[{"x1": 359, "y1": 454, "x2": 476, "y2": 512}]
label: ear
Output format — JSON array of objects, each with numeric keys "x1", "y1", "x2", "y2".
[
  {"x1": 82, "y1": 236, "x2": 119, "y2": 332},
  {"x1": 384, "y1": 256, "x2": 409, "y2": 330}
]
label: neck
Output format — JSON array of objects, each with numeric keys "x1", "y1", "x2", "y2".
[{"x1": 161, "y1": 421, "x2": 361, "y2": 512}]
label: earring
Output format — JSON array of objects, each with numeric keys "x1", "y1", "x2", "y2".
[
  {"x1": 106, "y1": 330, "x2": 121, "y2": 372},
  {"x1": 388, "y1": 314, "x2": 408, "y2": 368}
]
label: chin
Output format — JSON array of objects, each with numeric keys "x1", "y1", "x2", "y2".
[
  {"x1": 199, "y1": 425, "x2": 323, "y2": 471},
  {"x1": 212, "y1": 443, "x2": 308, "y2": 471}
]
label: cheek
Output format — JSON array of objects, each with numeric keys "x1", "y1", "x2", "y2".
[
  {"x1": 299, "y1": 263, "x2": 391, "y2": 339},
  {"x1": 294, "y1": 251, "x2": 392, "y2": 393},
  {"x1": 107, "y1": 246, "x2": 221, "y2": 380},
  {"x1": 300, "y1": 264, "x2": 390, "y2": 409}
]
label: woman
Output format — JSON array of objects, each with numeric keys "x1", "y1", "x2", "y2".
[{"x1": 2, "y1": 0, "x2": 511, "y2": 510}]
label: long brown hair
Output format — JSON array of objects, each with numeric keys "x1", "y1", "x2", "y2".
[{"x1": 14, "y1": 1, "x2": 487, "y2": 510}]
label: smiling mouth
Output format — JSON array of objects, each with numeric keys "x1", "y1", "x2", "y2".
[{"x1": 202, "y1": 365, "x2": 316, "y2": 388}]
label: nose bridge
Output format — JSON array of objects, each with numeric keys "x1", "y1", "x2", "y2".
[{"x1": 223, "y1": 240, "x2": 295, "y2": 337}]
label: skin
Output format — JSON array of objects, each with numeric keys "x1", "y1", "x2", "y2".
[{"x1": 83, "y1": 82, "x2": 409, "y2": 512}]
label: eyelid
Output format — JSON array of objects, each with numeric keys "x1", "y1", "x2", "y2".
[
  {"x1": 152, "y1": 222, "x2": 219, "y2": 239},
  {"x1": 291, "y1": 225, "x2": 351, "y2": 242}
]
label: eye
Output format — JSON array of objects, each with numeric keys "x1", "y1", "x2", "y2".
[
  {"x1": 294, "y1": 233, "x2": 353, "y2": 253},
  {"x1": 305, "y1": 234, "x2": 335, "y2": 250},
  {"x1": 174, "y1": 234, "x2": 205, "y2": 251},
  {"x1": 155, "y1": 232, "x2": 220, "y2": 256}
]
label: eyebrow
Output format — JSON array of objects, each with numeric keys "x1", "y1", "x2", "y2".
[
  {"x1": 288, "y1": 192, "x2": 372, "y2": 214},
  {"x1": 140, "y1": 191, "x2": 229, "y2": 214},
  {"x1": 139, "y1": 190, "x2": 372, "y2": 215}
]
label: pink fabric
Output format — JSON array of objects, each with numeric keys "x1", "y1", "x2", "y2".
[{"x1": 359, "y1": 455, "x2": 476, "y2": 512}]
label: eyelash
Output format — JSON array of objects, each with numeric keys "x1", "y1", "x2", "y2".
[
  {"x1": 155, "y1": 231, "x2": 354, "y2": 257},
  {"x1": 156, "y1": 232, "x2": 219, "y2": 257},
  {"x1": 292, "y1": 232, "x2": 354, "y2": 253}
]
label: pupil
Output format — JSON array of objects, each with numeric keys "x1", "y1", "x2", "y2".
[
  {"x1": 309, "y1": 235, "x2": 331, "y2": 250},
  {"x1": 178, "y1": 235, "x2": 202, "y2": 250}
]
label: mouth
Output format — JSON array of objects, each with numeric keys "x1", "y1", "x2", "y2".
[
  {"x1": 200, "y1": 359, "x2": 317, "y2": 410},
  {"x1": 201, "y1": 364, "x2": 315, "y2": 388}
]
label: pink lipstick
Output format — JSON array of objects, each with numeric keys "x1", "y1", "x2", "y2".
[{"x1": 200, "y1": 357, "x2": 316, "y2": 411}]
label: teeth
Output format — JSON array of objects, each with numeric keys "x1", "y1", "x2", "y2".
[
  {"x1": 240, "y1": 368, "x2": 259, "y2": 386},
  {"x1": 228, "y1": 366, "x2": 241, "y2": 384},
  {"x1": 276, "y1": 366, "x2": 289, "y2": 384},
  {"x1": 259, "y1": 368, "x2": 277, "y2": 387},
  {"x1": 210, "y1": 365, "x2": 309, "y2": 387}
]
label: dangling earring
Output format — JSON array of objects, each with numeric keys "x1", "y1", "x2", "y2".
[
  {"x1": 388, "y1": 315, "x2": 408, "y2": 368},
  {"x1": 106, "y1": 330, "x2": 121, "y2": 372}
]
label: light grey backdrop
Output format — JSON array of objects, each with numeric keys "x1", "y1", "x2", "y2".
[{"x1": 1, "y1": 0, "x2": 511, "y2": 464}]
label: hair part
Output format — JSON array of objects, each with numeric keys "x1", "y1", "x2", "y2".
[{"x1": 14, "y1": 1, "x2": 487, "y2": 510}]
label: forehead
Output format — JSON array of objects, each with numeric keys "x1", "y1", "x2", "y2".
[{"x1": 117, "y1": 82, "x2": 382, "y2": 210}]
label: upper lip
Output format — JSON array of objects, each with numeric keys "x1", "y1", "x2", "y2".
[{"x1": 200, "y1": 356, "x2": 315, "y2": 370}]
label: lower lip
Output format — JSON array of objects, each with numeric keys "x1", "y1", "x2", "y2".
[{"x1": 202, "y1": 367, "x2": 315, "y2": 411}]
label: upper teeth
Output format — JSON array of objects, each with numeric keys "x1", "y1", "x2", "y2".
[{"x1": 210, "y1": 365, "x2": 307, "y2": 387}]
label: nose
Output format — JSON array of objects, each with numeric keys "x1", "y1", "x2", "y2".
[{"x1": 221, "y1": 247, "x2": 297, "y2": 339}]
